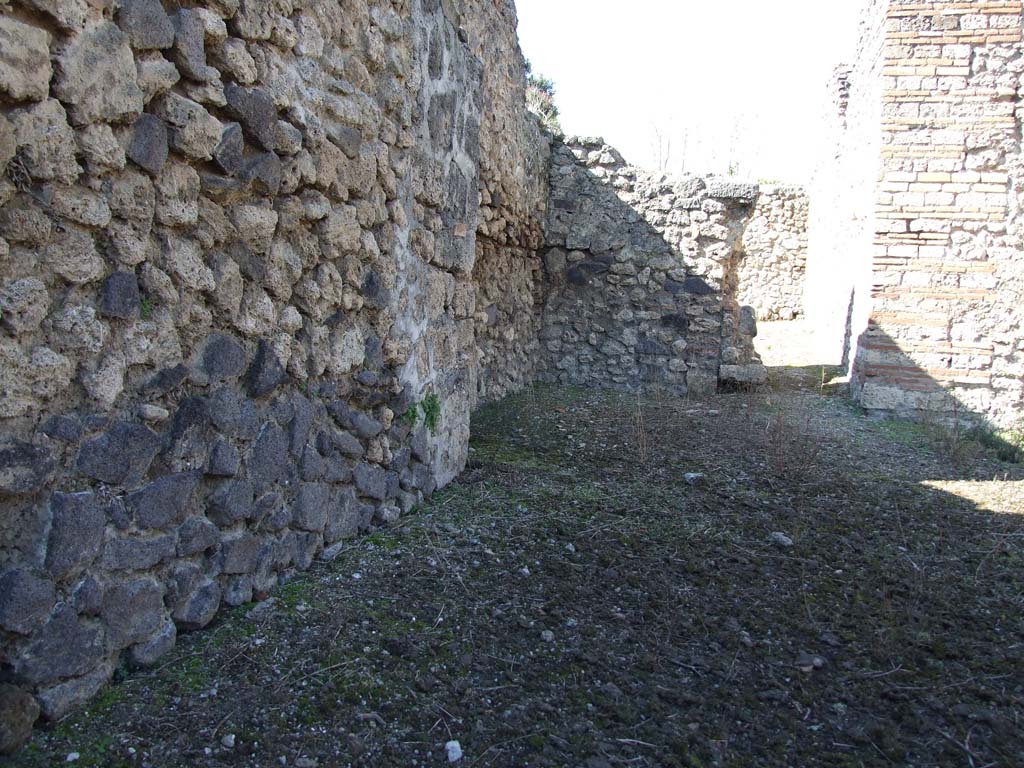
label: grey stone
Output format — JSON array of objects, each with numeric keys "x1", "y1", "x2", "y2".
[
  {"x1": 411, "y1": 429, "x2": 430, "y2": 462},
  {"x1": 102, "y1": 577, "x2": 165, "y2": 648},
  {"x1": 45, "y1": 492, "x2": 106, "y2": 580},
  {"x1": 223, "y1": 574, "x2": 253, "y2": 606},
  {"x1": 0, "y1": 683, "x2": 39, "y2": 755},
  {"x1": 36, "y1": 662, "x2": 111, "y2": 721},
  {"x1": 127, "y1": 113, "x2": 169, "y2": 175},
  {"x1": 176, "y1": 516, "x2": 220, "y2": 556},
  {"x1": 299, "y1": 445, "x2": 326, "y2": 481},
  {"x1": 41, "y1": 415, "x2": 83, "y2": 444},
  {"x1": 100, "y1": 272, "x2": 141, "y2": 319},
  {"x1": 324, "y1": 486, "x2": 362, "y2": 544},
  {"x1": 249, "y1": 422, "x2": 288, "y2": 485},
  {"x1": 245, "y1": 339, "x2": 288, "y2": 398},
  {"x1": 171, "y1": 9, "x2": 217, "y2": 82},
  {"x1": 327, "y1": 124, "x2": 361, "y2": 159},
  {"x1": 0, "y1": 114, "x2": 15, "y2": 175},
  {"x1": 100, "y1": 533, "x2": 175, "y2": 571},
  {"x1": 207, "y1": 387, "x2": 259, "y2": 438},
  {"x1": 388, "y1": 447, "x2": 411, "y2": 473},
  {"x1": 259, "y1": 492, "x2": 291, "y2": 532},
  {"x1": 117, "y1": 0, "x2": 175, "y2": 50},
  {"x1": 719, "y1": 363, "x2": 768, "y2": 386},
  {"x1": 0, "y1": 17, "x2": 52, "y2": 102},
  {"x1": 0, "y1": 440, "x2": 56, "y2": 495},
  {"x1": 173, "y1": 576, "x2": 220, "y2": 630},
  {"x1": 351, "y1": 413, "x2": 384, "y2": 439},
  {"x1": 206, "y1": 438, "x2": 241, "y2": 477},
  {"x1": 333, "y1": 430, "x2": 365, "y2": 459},
  {"x1": 76, "y1": 422, "x2": 160, "y2": 486},
  {"x1": 275, "y1": 120, "x2": 302, "y2": 155},
  {"x1": 293, "y1": 531, "x2": 322, "y2": 571},
  {"x1": 289, "y1": 394, "x2": 314, "y2": 455},
  {"x1": 13, "y1": 604, "x2": 105, "y2": 685},
  {"x1": 206, "y1": 479, "x2": 255, "y2": 526},
  {"x1": 682, "y1": 276, "x2": 715, "y2": 296},
  {"x1": 53, "y1": 22, "x2": 144, "y2": 125},
  {"x1": 239, "y1": 151, "x2": 282, "y2": 195},
  {"x1": 225, "y1": 84, "x2": 277, "y2": 150},
  {"x1": 198, "y1": 332, "x2": 247, "y2": 383},
  {"x1": 354, "y1": 463, "x2": 397, "y2": 501},
  {"x1": 0, "y1": 568, "x2": 55, "y2": 635},
  {"x1": 292, "y1": 482, "x2": 329, "y2": 532},
  {"x1": 70, "y1": 575, "x2": 103, "y2": 616},
  {"x1": 220, "y1": 532, "x2": 260, "y2": 574},
  {"x1": 213, "y1": 122, "x2": 246, "y2": 176},
  {"x1": 130, "y1": 618, "x2": 175, "y2": 666},
  {"x1": 144, "y1": 364, "x2": 189, "y2": 396}
]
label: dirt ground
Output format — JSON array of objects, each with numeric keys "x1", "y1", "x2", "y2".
[{"x1": 11, "y1": 353, "x2": 1024, "y2": 767}]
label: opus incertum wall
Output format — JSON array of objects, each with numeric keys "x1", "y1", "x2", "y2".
[{"x1": 0, "y1": 0, "x2": 778, "y2": 739}]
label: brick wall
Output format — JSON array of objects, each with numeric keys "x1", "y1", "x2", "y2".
[{"x1": 815, "y1": 0, "x2": 1024, "y2": 427}]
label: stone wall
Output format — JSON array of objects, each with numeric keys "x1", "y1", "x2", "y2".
[
  {"x1": 0, "y1": 0, "x2": 541, "y2": 724},
  {"x1": 812, "y1": 0, "x2": 1024, "y2": 427},
  {"x1": 737, "y1": 185, "x2": 808, "y2": 321},
  {"x1": 461, "y1": 0, "x2": 549, "y2": 405},
  {"x1": 539, "y1": 137, "x2": 767, "y2": 395}
]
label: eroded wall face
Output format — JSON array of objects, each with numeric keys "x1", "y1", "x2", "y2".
[
  {"x1": 822, "y1": 0, "x2": 1024, "y2": 426},
  {"x1": 539, "y1": 138, "x2": 767, "y2": 395},
  {"x1": 462, "y1": 0, "x2": 550, "y2": 405},
  {"x1": 0, "y1": 0, "x2": 519, "y2": 720},
  {"x1": 737, "y1": 186, "x2": 809, "y2": 322}
]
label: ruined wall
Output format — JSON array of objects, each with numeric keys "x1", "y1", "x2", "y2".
[
  {"x1": 737, "y1": 185, "x2": 808, "y2": 321},
  {"x1": 0, "y1": 0, "x2": 532, "y2": 723},
  {"x1": 539, "y1": 138, "x2": 767, "y2": 395},
  {"x1": 814, "y1": 0, "x2": 1024, "y2": 426},
  {"x1": 461, "y1": 0, "x2": 549, "y2": 405},
  {"x1": 808, "y1": 0, "x2": 888, "y2": 367}
]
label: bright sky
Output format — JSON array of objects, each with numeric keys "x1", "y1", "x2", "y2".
[{"x1": 514, "y1": 0, "x2": 864, "y2": 183}]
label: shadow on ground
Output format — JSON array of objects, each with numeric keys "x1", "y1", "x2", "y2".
[{"x1": 10, "y1": 379, "x2": 1024, "y2": 768}]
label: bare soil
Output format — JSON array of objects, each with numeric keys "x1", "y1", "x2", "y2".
[{"x1": 11, "y1": 370, "x2": 1024, "y2": 768}]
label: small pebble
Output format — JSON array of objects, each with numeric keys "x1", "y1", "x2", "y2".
[
  {"x1": 518, "y1": 566, "x2": 530, "y2": 577},
  {"x1": 221, "y1": 734, "x2": 236, "y2": 749},
  {"x1": 684, "y1": 472, "x2": 706, "y2": 485},
  {"x1": 769, "y1": 531, "x2": 794, "y2": 548},
  {"x1": 445, "y1": 740, "x2": 463, "y2": 763},
  {"x1": 540, "y1": 630, "x2": 555, "y2": 642},
  {"x1": 66, "y1": 754, "x2": 80, "y2": 763}
]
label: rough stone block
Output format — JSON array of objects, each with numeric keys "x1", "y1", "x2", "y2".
[
  {"x1": 0, "y1": 568, "x2": 55, "y2": 635},
  {"x1": 45, "y1": 492, "x2": 106, "y2": 581},
  {"x1": 12, "y1": 604, "x2": 105, "y2": 684},
  {"x1": 76, "y1": 422, "x2": 160, "y2": 486},
  {"x1": 53, "y1": 22, "x2": 144, "y2": 125},
  {"x1": 102, "y1": 577, "x2": 165, "y2": 649},
  {"x1": 117, "y1": 0, "x2": 175, "y2": 50},
  {"x1": 0, "y1": 18, "x2": 52, "y2": 102}
]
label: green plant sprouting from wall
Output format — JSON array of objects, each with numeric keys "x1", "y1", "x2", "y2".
[
  {"x1": 399, "y1": 392, "x2": 442, "y2": 434},
  {"x1": 525, "y1": 59, "x2": 563, "y2": 136}
]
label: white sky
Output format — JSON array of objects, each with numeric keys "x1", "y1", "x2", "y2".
[{"x1": 514, "y1": 0, "x2": 864, "y2": 182}]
